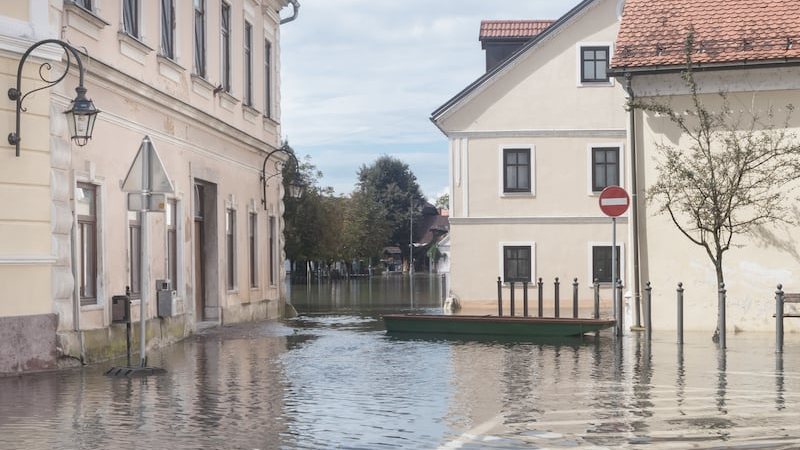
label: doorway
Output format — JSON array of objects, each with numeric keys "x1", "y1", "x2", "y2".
[{"x1": 193, "y1": 180, "x2": 219, "y2": 321}]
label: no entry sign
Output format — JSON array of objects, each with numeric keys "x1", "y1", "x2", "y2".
[{"x1": 599, "y1": 186, "x2": 630, "y2": 217}]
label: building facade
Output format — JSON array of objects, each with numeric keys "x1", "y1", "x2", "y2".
[
  {"x1": 612, "y1": 0, "x2": 800, "y2": 331},
  {"x1": 431, "y1": 0, "x2": 629, "y2": 313},
  {"x1": 0, "y1": 0, "x2": 298, "y2": 373}
]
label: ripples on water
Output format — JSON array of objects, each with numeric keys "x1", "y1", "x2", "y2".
[{"x1": 1, "y1": 275, "x2": 799, "y2": 449}]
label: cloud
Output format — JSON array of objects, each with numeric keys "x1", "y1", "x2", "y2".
[{"x1": 280, "y1": 0, "x2": 575, "y2": 195}]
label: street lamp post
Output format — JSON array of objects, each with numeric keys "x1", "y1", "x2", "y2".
[
  {"x1": 261, "y1": 143, "x2": 304, "y2": 209},
  {"x1": 8, "y1": 39, "x2": 100, "y2": 157}
]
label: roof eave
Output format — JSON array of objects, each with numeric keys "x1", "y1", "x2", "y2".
[
  {"x1": 430, "y1": 0, "x2": 597, "y2": 125},
  {"x1": 609, "y1": 57, "x2": 800, "y2": 77}
]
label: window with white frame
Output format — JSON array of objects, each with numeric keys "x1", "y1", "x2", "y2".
[
  {"x1": 220, "y1": 2, "x2": 231, "y2": 92},
  {"x1": 503, "y1": 148, "x2": 531, "y2": 193},
  {"x1": 592, "y1": 245, "x2": 621, "y2": 283},
  {"x1": 226, "y1": 208, "x2": 236, "y2": 290},
  {"x1": 244, "y1": 21, "x2": 253, "y2": 106},
  {"x1": 128, "y1": 211, "x2": 142, "y2": 298},
  {"x1": 503, "y1": 246, "x2": 531, "y2": 283},
  {"x1": 264, "y1": 39, "x2": 272, "y2": 118},
  {"x1": 166, "y1": 199, "x2": 178, "y2": 289},
  {"x1": 72, "y1": 0, "x2": 93, "y2": 11},
  {"x1": 193, "y1": 0, "x2": 206, "y2": 77},
  {"x1": 591, "y1": 146, "x2": 620, "y2": 192},
  {"x1": 249, "y1": 212, "x2": 258, "y2": 288},
  {"x1": 76, "y1": 183, "x2": 98, "y2": 305},
  {"x1": 160, "y1": 0, "x2": 175, "y2": 59},
  {"x1": 269, "y1": 216, "x2": 276, "y2": 285},
  {"x1": 122, "y1": 0, "x2": 140, "y2": 38},
  {"x1": 580, "y1": 46, "x2": 609, "y2": 83}
]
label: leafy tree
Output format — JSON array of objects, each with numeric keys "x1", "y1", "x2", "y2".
[
  {"x1": 356, "y1": 156, "x2": 425, "y2": 252},
  {"x1": 340, "y1": 190, "x2": 390, "y2": 263},
  {"x1": 435, "y1": 193, "x2": 449, "y2": 210},
  {"x1": 631, "y1": 31, "x2": 800, "y2": 340}
]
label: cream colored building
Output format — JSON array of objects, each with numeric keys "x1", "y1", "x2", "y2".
[
  {"x1": 612, "y1": 0, "x2": 800, "y2": 331},
  {"x1": 431, "y1": 0, "x2": 629, "y2": 314},
  {"x1": 0, "y1": 0, "x2": 299, "y2": 373}
]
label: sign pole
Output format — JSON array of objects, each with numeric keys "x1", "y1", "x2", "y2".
[
  {"x1": 139, "y1": 140, "x2": 151, "y2": 367},
  {"x1": 612, "y1": 216, "x2": 619, "y2": 336}
]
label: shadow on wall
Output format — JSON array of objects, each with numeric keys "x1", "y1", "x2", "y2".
[{"x1": 750, "y1": 205, "x2": 800, "y2": 264}]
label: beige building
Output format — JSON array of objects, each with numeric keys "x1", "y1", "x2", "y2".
[
  {"x1": 612, "y1": 0, "x2": 800, "y2": 331},
  {"x1": 431, "y1": 0, "x2": 629, "y2": 313},
  {"x1": 0, "y1": 0, "x2": 299, "y2": 374}
]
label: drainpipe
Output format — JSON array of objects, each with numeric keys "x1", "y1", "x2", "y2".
[
  {"x1": 280, "y1": 0, "x2": 300, "y2": 24},
  {"x1": 625, "y1": 72, "x2": 642, "y2": 329}
]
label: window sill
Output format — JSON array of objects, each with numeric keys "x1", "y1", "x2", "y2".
[
  {"x1": 500, "y1": 192, "x2": 535, "y2": 198},
  {"x1": 191, "y1": 74, "x2": 215, "y2": 99},
  {"x1": 80, "y1": 302, "x2": 103, "y2": 311},
  {"x1": 243, "y1": 104, "x2": 260, "y2": 123},
  {"x1": 157, "y1": 54, "x2": 184, "y2": 83},
  {"x1": 577, "y1": 80, "x2": 614, "y2": 88},
  {"x1": 262, "y1": 115, "x2": 280, "y2": 128},
  {"x1": 118, "y1": 32, "x2": 153, "y2": 64},
  {"x1": 64, "y1": 2, "x2": 109, "y2": 40},
  {"x1": 218, "y1": 91, "x2": 239, "y2": 111}
]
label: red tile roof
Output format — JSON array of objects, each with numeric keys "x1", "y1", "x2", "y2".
[
  {"x1": 612, "y1": 0, "x2": 800, "y2": 70},
  {"x1": 479, "y1": 20, "x2": 554, "y2": 40}
]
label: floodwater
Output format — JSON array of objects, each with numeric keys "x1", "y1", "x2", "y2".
[{"x1": 2, "y1": 274, "x2": 800, "y2": 449}]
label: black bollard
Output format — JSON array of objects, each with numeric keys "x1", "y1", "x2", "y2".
[
  {"x1": 497, "y1": 277, "x2": 503, "y2": 317},
  {"x1": 776, "y1": 284, "x2": 784, "y2": 353},
  {"x1": 554, "y1": 277, "x2": 560, "y2": 318},
  {"x1": 593, "y1": 279, "x2": 600, "y2": 319},
  {"x1": 523, "y1": 281, "x2": 529, "y2": 317},
  {"x1": 645, "y1": 282, "x2": 652, "y2": 340},
  {"x1": 572, "y1": 278, "x2": 579, "y2": 319},
  {"x1": 510, "y1": 282, "x2": 516, "y2": 317},
  {"x1": 537, "y1": 277, "x2": 544, "y2": 318},
  {"x1": 719, "y1": 283, "x2": 726, "y2": 349},
  {"x1": 677, "y1": 282, "x2": 684, "y2": 345}
]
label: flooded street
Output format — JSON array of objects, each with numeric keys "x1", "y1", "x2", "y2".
[{"x1": 2, "y1": 274, "x2": 800, "y2": 449}]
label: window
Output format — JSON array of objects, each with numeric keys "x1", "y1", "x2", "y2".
[
  {"x1": 73, "y1": 0, "x2": 93, "y2": 10},
  {"x1": 592, "y1": 245, "x2": 621, "y2": 283},
  {"x1": 264, "y1": 39, "x2": 272, "y2": 118},
  {"x1": 160, "y1": 0, "x2": 175, "y2": 59},
  {"x1": 122, "y1": 0, "x2": 140, "y2": 38},
  {"x1": 193, "y1": 0, "x2": 206, "y2": 77},
  {"x1": 226, "y1": 208, "x2": 236, "y2": 290},
  {"x1": 166, "y1": 199, "x2": 178, "y2": 288},
  {"x1": 269, "y1": 216, "x2": 276, "y2": 285},
  {"x1": 76, "y1": 183, "x2": 97, "y2": 305},
  {"x1": 503, "y1": 148, "x2": 531, "y2": 193},
  {"x1": 249, "y1": 213, "x2": 258, "y2": 287},
  {"x1": 243, "y1": 22, "x2": 253, "y2": 106},
  {"x1": 129, "y1": 211, "x2": 142, "y2": 298},
  {"x1": 592, "y1": 147, "x2": 620, "y2": 192},
  {"x1": 581, "y1": 46, "x2": 609, "y2": 82},
  {"x1": 220, "y1": 2, "x2": 231, "y2": 92},
  {"x1": 503, "y1": 246, "x2": 531, "y2": 283}
]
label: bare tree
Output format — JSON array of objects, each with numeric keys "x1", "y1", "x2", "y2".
[{"x1": 631, "y1": 31, "x2": 800, "y2": 340}]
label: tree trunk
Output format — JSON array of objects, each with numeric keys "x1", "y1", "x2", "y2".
[{"x1": 713, "y1": 255, "x2": 725, "y2": 342}]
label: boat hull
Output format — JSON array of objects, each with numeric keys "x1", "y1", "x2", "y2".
[{"x1": 383, "y1": 314, "x2": 616, "y2": 337}]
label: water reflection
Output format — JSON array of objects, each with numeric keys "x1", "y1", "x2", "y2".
[{"x1": 0, "y1": 277, "x2": 799, "y2": 448}]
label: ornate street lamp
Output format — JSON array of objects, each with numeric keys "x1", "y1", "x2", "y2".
[
  {"x1": 8, "y1": 39, "x2": 100, "y2": 157},
  {"x1": 261, "y1": 144, "x2": 304, "y2": 209}
]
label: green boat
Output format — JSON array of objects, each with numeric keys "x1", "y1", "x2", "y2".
[{"x1": 382, "y1": 314, "x2": 616, "y2": 337}]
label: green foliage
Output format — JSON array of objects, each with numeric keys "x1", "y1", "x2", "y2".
[
  {"x1": 435, "y1": 193, "x2": 449, "y2": 210},
  {"x1": 341, "y1": 190, "x2": 390, "y2": 261},
  {"x1": 356, "y1": 155, "x2": 425, "y2": 248}
]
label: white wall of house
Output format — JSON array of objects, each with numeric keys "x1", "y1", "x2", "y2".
[
  {"x1": 630, "y1": 67, "x2": 800, "y2": 331},
  {"x1": 434, "y1": 0, "x2": 628, "y2": 311}
]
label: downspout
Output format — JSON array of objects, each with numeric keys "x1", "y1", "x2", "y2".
[
  {"x1": 280, "y1": 0, "x2": 300, "y2": 24},
  {"x1": 625, "y1": 72, "x2": 642, "y2": 329}
]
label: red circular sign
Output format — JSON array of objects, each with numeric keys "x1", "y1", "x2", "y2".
[{"x1": 599, "y1": 186, "x2": 630, "y2": 217}]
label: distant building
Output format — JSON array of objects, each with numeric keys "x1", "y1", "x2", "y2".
[
  {"x1": 0, "y1": 0, "x2": 299, "y2": 373},
  {"x1": 431, "y1": 0, "x2": 628, "y2": 311}
]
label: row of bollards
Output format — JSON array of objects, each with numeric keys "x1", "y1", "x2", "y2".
[
  {"x1": 496, "y1": 278, "x2": 794, "y2": 353},
  {"x1": 496, "y1": 277, "x2": 601, "y2": 320}
]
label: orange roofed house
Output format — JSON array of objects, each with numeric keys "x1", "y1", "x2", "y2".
[{"x1": 610, "y1": 0, "x2": 800, "y2": 331}]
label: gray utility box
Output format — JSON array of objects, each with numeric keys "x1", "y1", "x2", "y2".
[{"x1": 156, "y1": 279, "x2": 173, "y2": 318}]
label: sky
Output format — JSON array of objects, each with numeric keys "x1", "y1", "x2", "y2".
[{"x1": 279, "y1": 0, "x2": 575, "y2": 200}]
